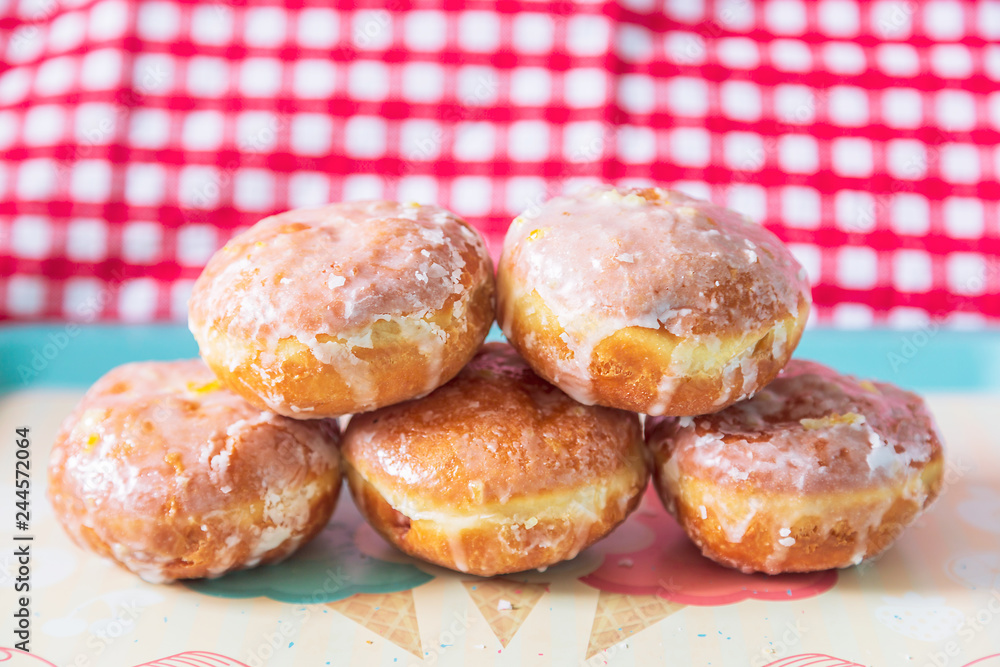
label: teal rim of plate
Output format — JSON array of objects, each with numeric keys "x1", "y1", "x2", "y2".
[{"x1": 0, "y1": 322, "x2": 993, "y2": 393}]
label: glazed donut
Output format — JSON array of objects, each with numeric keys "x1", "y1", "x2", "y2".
[
  {"x1": 646, "y1": 359, "x2": 945, "y2": 574},
  {"x1": 189, "y1": 201, "x2": 495, "y2": 418},
  {"x1": 341, "y1": 343, "x2": 648, "y2": 576},
  {"x1": 497, "y1": 185, "x2": 811, "y2": 416},
  {"x1": 47, "y1": 360, "x2": 342, "y2": 583}
]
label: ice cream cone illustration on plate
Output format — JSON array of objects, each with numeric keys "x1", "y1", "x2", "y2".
[
  {"x1": 586, "y1": 591, "x2": 684, "y2": 659},
  {"x1": 329, "y1": 590, "x2": 423, "y2": 658},
  {"x1": 579, "y1": 489, "x2": 837, "y2": 658},
  {"x1": 463, "y1": 579, "x2": 547, "y2": 647}
]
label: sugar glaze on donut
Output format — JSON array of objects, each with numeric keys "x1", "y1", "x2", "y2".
[
  {"x1": 47, "y1": 360, "x2": 342, "y2": 583},
  {"x1": 189, "y1": 201, "x2": 495, "y2": 418},
  {"x1": 497, "y1": 185, "x2": 811, "y2": 416},
  {"x1": 341, "y1": 343, "x2": 649, "y2": 576},
  {"x1": 646, "y1": 360, "x2": 944, "y2": 574}
]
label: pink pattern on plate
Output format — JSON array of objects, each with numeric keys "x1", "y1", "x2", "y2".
[
  {"x1": 133, "y1": 652, "x2": 251, "y2": 667},
  {"x1": 579, "y1": 488, "x2": 837, "y2": 605},
  {"x1": 0, "y1": 649, "x2": 57, "y2": 666},
  {"x1": 763, "y1": 656, "x2": 1000, "y2": 667},
  {"x1": 761, "y1": 656, "x2": 863, "y2": 666}
]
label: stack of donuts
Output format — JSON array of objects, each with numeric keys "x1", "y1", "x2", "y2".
[{"x1": 48, "y1": 186, "x2": 945, "y2": 583}]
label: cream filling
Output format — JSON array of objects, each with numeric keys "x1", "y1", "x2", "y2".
[{"x1": 362, "y1": 471, "x2": 642, "y2": 529}]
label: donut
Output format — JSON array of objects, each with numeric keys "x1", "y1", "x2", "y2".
[
  {"x1": 47, "y1": 360, "x2": 342, "y2": 583},
  {"x1": 188, "y1": 201, "x2": 495, "y2": 418},
  {"x1": 497, "y1": 185, "x2": 811, "y2": 416},
  {"x1": 341, "y1": 343, "x2": 648, "y2": 576},
  {"x1": 646, "y1": 359, "x2": 945, "y2": 574}
]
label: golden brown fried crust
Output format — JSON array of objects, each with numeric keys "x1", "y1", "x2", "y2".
[
  {"x1": 56, "y1": 485, "x2": 340, "y2": 582},
  {"x1": 47, "y1": 360, "x2": 343, "y2": 582},
  {"x1": 346, "y1": 467, "x2": 644, "y2": 577},
  {"x1": 503, "y1": 288, "x2": 809, "y2": 416},
  {"x1": 658, "y1": 457, "x2": 943, "y2": 574},
  {"x1": 341, "y1": 343, "x2": 649, "y2": 575},
  {"x1": 343, "y1": 343, "x2": 646, "y2": 508},
  {"x1": 496, "y1": 185, "x2": 812, "y2": 416},
  {"x1": 647, "y1": 360, "x2": 946, "y2": 573},
  {"x1": 201, "y1": 274, "x2": 496, "y2": 418},
  {"x1": 189, "y1": 202, "x2": 496, "y2": 418}
]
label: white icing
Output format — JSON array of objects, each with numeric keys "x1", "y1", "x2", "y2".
[
  {"x1": 53, "y1": 360, "x2": 342, "y2": 583},
  {"x1": 650, "y1": 358, "x2": 944, "y2": 573},
  {"x1": 189, "y1": 201, "x2": 493, "y2": 416},
  {"x1": 717, "y1": 497, "x2": 763, "y2": 543},
  {"x1": 498, "y1": 185, "x2": 810, "y2": 411}
]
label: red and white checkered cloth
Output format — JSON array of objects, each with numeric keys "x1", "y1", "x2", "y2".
[{"x1": 0, "y1": 0, "x2": 998, "y2": 326}]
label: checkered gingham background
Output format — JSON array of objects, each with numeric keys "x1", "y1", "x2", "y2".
[{"x1": 0, "y1": 0, "x2": 998, "y2": 326}]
